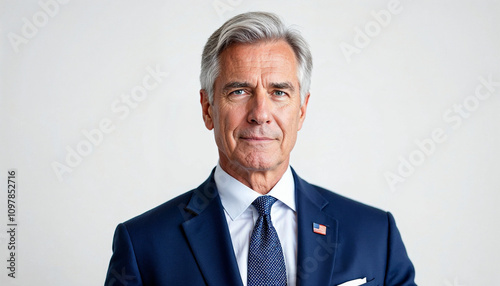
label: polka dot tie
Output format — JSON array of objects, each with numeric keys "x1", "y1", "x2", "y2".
[{"x1": 247, "y1": 196, "x2": 287, "y2": 286}]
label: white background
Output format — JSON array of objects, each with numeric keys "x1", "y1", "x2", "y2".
[{"x1": 1, "y1": 0, "x2": 499, "y2": 285}]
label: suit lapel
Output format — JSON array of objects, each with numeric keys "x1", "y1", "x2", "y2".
[
  {"x1": 293, "y1": 169, "x2": 338, "y2": 286},
  {"x1": 181, "y1": 173, "x2": 243, "y2": 286}
]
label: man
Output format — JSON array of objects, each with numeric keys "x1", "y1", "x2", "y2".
[{"x1": 105, "y1": 12, "x2": 416, "y2": 286}]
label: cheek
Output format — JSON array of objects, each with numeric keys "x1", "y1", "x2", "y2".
[
  {"x1": 212, "y1": 113, "x2": 226, "y2": 143},
  {"x1": 215, "y1": 110, "x2": 240, "y2": 146},
  {"x1": 281, "y1": 109, "x2": 301, "y2": 129},
  {"x1": 223, "y1": 107, "x2": 244, "y2": 129},
  {"x1": 279, "y1": 112, "x2": 301, "y2": 143}
]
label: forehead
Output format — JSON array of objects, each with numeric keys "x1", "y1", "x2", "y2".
[{"x1": 217, "y1": 40, "x2": 298, "y2": 82}]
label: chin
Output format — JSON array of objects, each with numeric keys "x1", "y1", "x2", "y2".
[{"x1": 239, "y1": 155, "x2": 281, "y2": 172}]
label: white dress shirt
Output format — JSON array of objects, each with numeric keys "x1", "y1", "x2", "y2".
[{"x1": 214, "y1": 163, "x2": 297, "y2": 286}]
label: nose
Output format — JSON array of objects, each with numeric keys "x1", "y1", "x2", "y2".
[{"x1": 247, "y1": 89, "x2": 272, "y2": 125}]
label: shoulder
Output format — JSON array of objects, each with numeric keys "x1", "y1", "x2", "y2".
[
  {"x1": 121, "y1": 190, "x2": 195, "y2": 234},
  {"x1": 300, "y1": 178, "x2": 397, "y2": 244},
  {"x1": 318, "y1": 184, "x2": 386, "y2": 217},
  {"x1": 298, "y1": 175, "x2": 390, "y2": 227},
  {"x1": 122, "y1": 169, "x2": 217, "y2": 228}
]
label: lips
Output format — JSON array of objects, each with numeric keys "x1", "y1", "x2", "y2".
[{"x1": 240, "y1": 136, "x2": 274, "y2": 141}]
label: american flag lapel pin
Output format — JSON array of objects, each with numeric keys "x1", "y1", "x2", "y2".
[{"x1": 313, "y1": 223, "x2": 326, "y2": 235}]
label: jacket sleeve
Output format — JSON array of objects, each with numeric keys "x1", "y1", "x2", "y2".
[
  {"x1": 385, "y1": 212, "x2": 417, "y2": 285},
  {"x1": 104, "y1": 223, "x2": 143, "y2": 286}
]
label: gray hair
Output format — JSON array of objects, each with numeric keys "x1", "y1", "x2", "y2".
[{"x1": 200, "y1": 11, "x2": 313, "y2": 104}]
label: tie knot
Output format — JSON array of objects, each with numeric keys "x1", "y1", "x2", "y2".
[{"x1": 252, "y1": 196, "x2": 277, "y2": 216}]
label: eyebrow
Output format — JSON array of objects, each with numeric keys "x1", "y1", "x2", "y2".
[
  {"x1": 222, "y1": 81, "x2": 253, "y2": 93},
  {"x1": 270, "y1": 81, "x2": 295, "y2": 92},
  {"x1": 222, "y1": 81, "x2": 296, "y2": 93}
]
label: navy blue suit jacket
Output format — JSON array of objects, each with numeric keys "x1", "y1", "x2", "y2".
[{"x1": 105, "y1": 169, "x2": 416, "y2": 285}]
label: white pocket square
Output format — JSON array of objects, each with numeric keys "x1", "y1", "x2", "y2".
[{"x1": 337, "y1": 277, "x2": 367, "y2": 286}]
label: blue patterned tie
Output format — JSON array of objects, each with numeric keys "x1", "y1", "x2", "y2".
[{"x1": 247, "y1": 196, "x2": 287, "y2": 286}]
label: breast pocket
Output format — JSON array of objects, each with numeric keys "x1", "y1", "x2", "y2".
[
  {"x1": 336, "y1": 277, "x2": 377, "y2": 286},
  {"x1": 360, "y1": 278, "x2": 378, "y2": 286}
]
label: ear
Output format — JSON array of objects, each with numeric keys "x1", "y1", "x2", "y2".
[
  {"x1": 200, "y1": 89, "x2": 214, "y2": 130},
  {"x1": 297, "y1": 93, "x2": 310, "y2": 131}
]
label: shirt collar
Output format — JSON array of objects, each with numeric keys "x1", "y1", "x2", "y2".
[{"x1": 215, "y1": 163, "x2": 296, "y2": 221}]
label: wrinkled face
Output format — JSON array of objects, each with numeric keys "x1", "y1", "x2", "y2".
[{"x1": 201, "y1": 40, "x2": 309, "y2": 174}]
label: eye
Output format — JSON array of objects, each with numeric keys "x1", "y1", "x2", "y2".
[
  {"x1": 273, "y1": 90, "x2": 287, "y2": 97},
  {"x1": 230, "y1": 89, "x2": 246, "y2": 96}
]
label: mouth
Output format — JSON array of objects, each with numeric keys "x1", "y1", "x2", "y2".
[
  {"x1": 240, "y1": 136, "x2": 275, "y2": 143},
  {"x1": 241, "y1": 136, "x2": 273, "y2": 140}
]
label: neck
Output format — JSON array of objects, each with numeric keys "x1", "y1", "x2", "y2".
[{"x1": 219, "y1": 159, "x2": 289, "y2": 195}]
